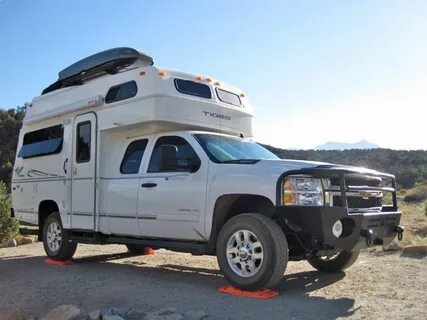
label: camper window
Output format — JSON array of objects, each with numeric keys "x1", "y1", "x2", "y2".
[
  {"x1": 148, "y1": 136, "x2": 201, "y2": 173},
  {"x1": 174, "y1": 79, "x2": 212, "y2": 99},
  {"x1": 120, "y1": 139, "x2": 148, "y2": 174},
  {"x1": 18, "y1": 125, "x2": 63, "y2": 158},
  {"x1": 216, "y1": 88, "x2": 241, "y2": 107},
  {"x1": 105, "y1": 81, "x2": 138, "y2": 104},
  {"x1": 76, "y1": 122, "x2": 91, "y2": 163}
]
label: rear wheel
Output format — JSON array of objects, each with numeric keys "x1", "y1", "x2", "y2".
[
  {"x1": 126, "y1": 244, "x2": 149, "y2": 255},
  {"x1": 307, "y1": 249, "x2": 360, "y2": 272},
  {"x1": 216, "y1": 213, "x2": 288, "y2": 290},
  {"x1": 42, "y1": 212, "x2": 77, "y2": 260}
]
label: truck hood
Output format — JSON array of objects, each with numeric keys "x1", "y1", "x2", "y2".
[{"x1": 254, "y1": 159, "x2": 387, "y2": 177}]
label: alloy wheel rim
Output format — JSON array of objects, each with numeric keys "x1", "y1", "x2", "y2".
[
  {"x1": 226, "y1": 229, "x2": 264, "y2": 277},
  {"x1": 46, "y1": 221, "x2": 62, "y2": 253}
]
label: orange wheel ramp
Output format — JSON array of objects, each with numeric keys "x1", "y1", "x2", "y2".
[
  {"x1": 44, "y1": 258, "x2": 74, "y2": 266},
  {"x1": 218, "y1": 286, "x2": 279, "y2": 299}
]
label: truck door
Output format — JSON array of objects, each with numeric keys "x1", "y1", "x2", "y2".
[
  {"x1": 71, "y1": 113, "x2": 97, "y2": 230},
  {"x1": 137, "y1": 135, "x2": 208, "y2": 240}
]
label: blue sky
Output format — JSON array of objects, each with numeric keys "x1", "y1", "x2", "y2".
[{"x1": 1, "y1": 0, "x2": 426, "y2": 149}]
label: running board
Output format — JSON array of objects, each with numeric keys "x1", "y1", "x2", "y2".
[{"x1": 70, "y1": 231, "x2": 209, "y2": 255}]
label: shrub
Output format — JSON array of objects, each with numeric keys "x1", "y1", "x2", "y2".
[
  {"x1": 0, "y1": 181, "x2": 19, "y2": 244},
  {"x1": 403, "y1": 184, "x2": 427, "y2": 202},
  {"x1": 425, "y1": 201, "x2": 427, "y2": 217}
]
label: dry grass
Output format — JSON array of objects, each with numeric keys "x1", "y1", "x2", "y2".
[
  {"x1": 403, "y1": 183, "x2": 427, "y2": 202},
  {"x1": 7, "y1": 310, "x2": 27, "y2": 320},
  {"x1": 398, "y1": 201, "x2": 427, "y2": 247},
  {"x1": 14, "y1": 234, "x2": 35, "y2": 246}
]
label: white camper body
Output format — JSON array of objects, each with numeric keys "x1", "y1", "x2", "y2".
[{"x1": 12, "y1": 52, "x2": 253, "y2": 241}]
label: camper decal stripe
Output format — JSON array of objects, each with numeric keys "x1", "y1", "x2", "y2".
[{"x1": 27, "y1": 170, "x2": 59, "y2": 178}]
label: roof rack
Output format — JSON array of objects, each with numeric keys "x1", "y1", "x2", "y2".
[{"x1": 41, "y1": 47, "x2": 154, "y2": 95}]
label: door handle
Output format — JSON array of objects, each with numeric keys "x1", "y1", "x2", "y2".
[
  {"x1": 63, "y1": 158, "x2": 68, "y2": 174},
  {"x1": 141, "y1": 183, "x2": 157, "y2": 188}
]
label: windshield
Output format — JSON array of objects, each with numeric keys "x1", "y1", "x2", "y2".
[{"x1": 194, "y1": 134, "x2": 279, "y2": 163}]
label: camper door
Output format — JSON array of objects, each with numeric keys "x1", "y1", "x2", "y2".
[{"x1": 71, "y1": 113, "x2": 97, "y2": 230}]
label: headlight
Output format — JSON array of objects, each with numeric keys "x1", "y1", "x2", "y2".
[{"x1": 283, "y1": 177, "x2": 327, "y2": 206}]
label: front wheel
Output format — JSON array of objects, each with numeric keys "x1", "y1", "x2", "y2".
[
  {"x1": 307, "y1": 249, "x2": 360, "y2": 272},
  {"x1": 42, "y1": 212, "x2": 77, "y2": 260},
  {"x1": 216, "y1": 213, "x2": 288, "y2": 291}
]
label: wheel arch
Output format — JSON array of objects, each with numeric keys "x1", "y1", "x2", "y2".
[
  {"x1": 38, "y1": 200, "x2": 60, "y2": 240},
  {"x1": 207, "y1": 194, "x2": 276, "y2": 254}
]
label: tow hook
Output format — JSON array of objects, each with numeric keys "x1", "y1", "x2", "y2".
[
  {"x1": 395, "y1": 226, "x2": 404, "y2": 241},
  {"x1": 361, "y1": 229, "x2": 373, "y2": 246}
]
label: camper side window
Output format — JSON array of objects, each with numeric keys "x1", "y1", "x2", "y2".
[
  {"x1": 148, "y1": 136, "x2": 201, "y2": 173},
  {"x1": 174, "y1": 79, "x2": 212, "y2": 99},
  {"x1": 18, "y1": 125, "x2": 63, "y2": 158},
  {"x1": 216, "y1": 88, "x2": 242, "y2": 107},
  {"x1": 105, "y1": 81, "x2": 138, "y2": 104},
  {"x1": 120, "y1": 139, "x2": 148, "y2": 174},
  {"x1": 76, "y1": 122, "x2": 91, "y2": 163}
]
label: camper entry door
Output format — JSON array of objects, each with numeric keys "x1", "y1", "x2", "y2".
[{"x1": 71, "y1": 113, "x2": 97, "y2": 230}]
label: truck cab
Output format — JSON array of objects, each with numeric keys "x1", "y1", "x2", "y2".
[{"x1": 12, "y1": 48, "x2": 403, "y2": 290}]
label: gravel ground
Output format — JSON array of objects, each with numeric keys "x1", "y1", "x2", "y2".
[{"x1": 0, "y1": 242, "x2": 426, "y2": 320}]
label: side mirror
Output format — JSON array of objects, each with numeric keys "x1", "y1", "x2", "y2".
[{"x1": 159, "y1": 145, "x2": 178, "y2": 171}]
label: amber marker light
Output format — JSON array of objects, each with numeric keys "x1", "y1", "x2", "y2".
[
  {"x1": 240, "y1": 93, "x2": 246, "y2": 98},
  {"x1": 158, "y1": 70, "x2": 167, "y2": 77},
  {"x1": 214, "y1": 81, "x2": 221, "y2": 86},
  {"x1": 206, "y1": 77, "x2": 213, "y2": 82},
  {"x1": 139, "y1": 71, "x2": 146, "y2": 76},
  {"x1": 195, "y1": 76, "x2": 203, "y2": 80},
  {"x1": 283, "y1": 178, "x2": 295, "y2": 205}
]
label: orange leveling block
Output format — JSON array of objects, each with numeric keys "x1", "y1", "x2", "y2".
[
  {"x1": 218, "y1": 286, "x2": 279, "y2": 299},
  {"x1": 44, "y1": 258, "x2": 74, "y2": 266}
]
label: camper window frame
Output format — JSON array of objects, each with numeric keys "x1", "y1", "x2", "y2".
[
  {"x1": 215, "y1": 88, "x2": 242, "y2": 107},
  {"x1": 18, "y1": 124, "x2": 64, "y2": 159},
  {"x1": 105, "y1": 80, "x2": 138, "y2": 104},
  {"x1": 174, "y1": 78, "x2": 212, "y2": 99},
  {"x1": 76, "y1": 121, "x2": 91, "y2": 163}
]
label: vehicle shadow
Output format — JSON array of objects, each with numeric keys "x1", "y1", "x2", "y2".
[{"x1": 0, "y1": 253, "x2": 356, "y2": 320}]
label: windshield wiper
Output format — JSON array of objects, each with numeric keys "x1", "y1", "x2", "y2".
[{"x1": 221, "y1": 159, "x2": 261, "y2": 164}]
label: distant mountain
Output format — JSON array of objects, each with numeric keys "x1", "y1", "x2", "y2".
[{"x1": 315, "y1": 140, "x2": 379, "y2": 150}]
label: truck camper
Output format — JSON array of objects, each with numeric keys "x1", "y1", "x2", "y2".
[{"x1": 12, "y1": 48, "x2": 403, "y2": 290}]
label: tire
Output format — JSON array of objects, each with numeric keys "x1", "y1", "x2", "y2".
[
  {"x1": 42, "y1": 212, "x2": 77, "y2": 260},
  {"x1": 307, "y1": 250, "x2": 360, "y2": 272},
  {"x1": 216, "y1": 213, "x2": 288, "y2": 290},
  {"x1": 126, "y1": 244, "x2": 149, "y2": 255}
]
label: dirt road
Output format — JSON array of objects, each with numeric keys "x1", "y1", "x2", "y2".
[{"x1": 0, "y1": 243, "x2": 426, "y2": 320}]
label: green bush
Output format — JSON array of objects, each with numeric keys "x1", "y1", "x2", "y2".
[
  {"x1": 0, "y1": 181, "x2": 19, "y2": 244},
  {"x1": 425, "y1": 201, "x2": 427, "y2": 217},
  {"x1": 403, "y1": 184, "x2": 427, "y2": 202}
]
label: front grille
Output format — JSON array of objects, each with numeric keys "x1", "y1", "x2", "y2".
[
  {"x1": 333, "y1": 195, "x2": 382, "y2": 208},
  {"x1": 329, "y1": 175, "x2": 385, "y2": 212}
]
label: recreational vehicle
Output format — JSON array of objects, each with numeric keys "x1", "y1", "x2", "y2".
[{"x1": 12, "y1": 48, "x2": 403, "y2": 290}]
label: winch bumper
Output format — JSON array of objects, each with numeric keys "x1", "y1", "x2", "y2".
[{"x1": 276, "y1": 206, "x2": 402, "y2": 252}]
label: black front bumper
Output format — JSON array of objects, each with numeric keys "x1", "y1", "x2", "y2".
[
  {"x1": 275, "y1": 165, "x2": 403, "y2": 252},
  {"x1": 276, "y1": 206, "x2": 401, "y2": 252}
]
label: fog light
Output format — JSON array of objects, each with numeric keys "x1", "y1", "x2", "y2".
[{"x1": 332, "y1": 220, "x2": 343, "y2": 238}]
